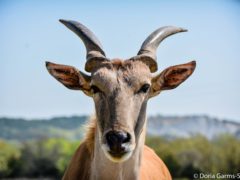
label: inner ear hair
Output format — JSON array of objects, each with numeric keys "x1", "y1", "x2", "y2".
[
  {"x1": 152, "y1": 61, "x2": 196, "y2": 92},
  {"x1": 45, "y1": 61, "x2": 91, "y2": 91}
]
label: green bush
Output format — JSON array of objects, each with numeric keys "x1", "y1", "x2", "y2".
[
  {"x1": 146, "y1": 134, "x2": 240, "y2": 179},
  {"x1": 0, "y1": 138, "x2": 79, "y2": 178},
  {"x1": 0, "y1": 140, "x2": 20, "y2": 177}
]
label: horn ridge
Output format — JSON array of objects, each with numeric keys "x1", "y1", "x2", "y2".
[
  {"x1": 138, "y1": 26, "x2": 187, "y2": 56},
  {"x1": 133, "y1": 26, "x2": 187, "y2": 73},
  {"x1": 59, "y1": 19, "x2": 107, "y2": 72}
]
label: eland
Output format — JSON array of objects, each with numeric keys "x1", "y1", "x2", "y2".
[{"x1": 46, "y1": 19, "x2": 196, "y2": 180}]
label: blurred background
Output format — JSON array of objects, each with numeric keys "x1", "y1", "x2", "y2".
[{"x1": 0, "y1": 0, "x2": 239, "y2": 179}]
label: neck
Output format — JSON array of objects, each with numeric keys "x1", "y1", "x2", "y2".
[{"x1": 90, "y1": 119, "x2": 147, "y2": 180}]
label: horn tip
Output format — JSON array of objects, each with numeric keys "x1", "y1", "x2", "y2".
[{"x1": 59, "y1": 19, "x2": 68, "y2": 25}]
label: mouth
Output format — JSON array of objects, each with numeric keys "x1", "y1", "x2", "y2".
[
  {"x1": 108, "y1": 151, "x2": 127, "y2": 158},
  {"x1": 101, "y1": 144, "x2": 134, "y2": 163},
  {"x1": 106, "y1": 150, "x2": 133, "y2": 163}
]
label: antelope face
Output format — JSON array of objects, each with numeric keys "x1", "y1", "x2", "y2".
[
  {"x1": 46, "y1": 19, "x2": 196, "y2": 163},
  {"x1": 91, "y1": 60, "x2": 152, "y2": 162}
]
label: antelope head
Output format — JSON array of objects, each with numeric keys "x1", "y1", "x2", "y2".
[{"x1": 46, "y1": 20, "x2": 196, "y2": 163}]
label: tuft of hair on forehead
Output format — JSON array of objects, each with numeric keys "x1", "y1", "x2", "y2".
[
  {"x1": 111, "y1": 58, "x2": 125, "y2": 69},
  {"x1": 110, "y1": 58, "x2": 150, "y2": 72}
]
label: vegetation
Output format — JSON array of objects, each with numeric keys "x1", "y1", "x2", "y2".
[
  {"x1": 146, "y1": 135, "x2": 240, "y2": 179},
  {"x1": 0, "y1": 116, "x2": 87, "y2": 141},
  {"x1": 0, "y1": 135, "x2": 239, "y2": 179},
  {"x1": 0, "y1": 138, "x2": 79, "y2": 178}
]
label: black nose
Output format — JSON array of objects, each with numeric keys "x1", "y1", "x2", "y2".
[{"x1": 105, "y1": 131, "x2": 131, "y2": 154}]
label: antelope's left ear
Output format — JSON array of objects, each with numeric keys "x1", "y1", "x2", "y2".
[{"x1": 150, "y1": 61, "x2": 196, "y2": 97}]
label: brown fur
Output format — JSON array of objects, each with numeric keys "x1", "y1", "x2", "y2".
[
  {"x1": 62, "y1": 141, "x2": 91, "y2": 180},
  {"x1": 141, "y1": 146, "x2": 172, "y2": 180},
  {"x1": 111, "y1": 58, "x2": 125, "y2": 67}
]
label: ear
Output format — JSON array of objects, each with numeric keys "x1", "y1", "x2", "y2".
[
  {"x1": 46, "y1": 61, "x2": 91, "y2": 95},
  {"x1": 150, "y1": 61, "x2": 196, "y2": 97}
]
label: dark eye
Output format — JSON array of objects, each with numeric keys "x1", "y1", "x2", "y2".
[
  {"x1": 91, "y1": 85, "x2": 101, "y2": 94},
  {"x1": 137, "y1": 84, "x2": 150, "y2": 93}
]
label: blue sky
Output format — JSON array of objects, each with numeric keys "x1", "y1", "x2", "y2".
[{"x1": 1, "y1": 0, "x2": 240, "y2": 121}]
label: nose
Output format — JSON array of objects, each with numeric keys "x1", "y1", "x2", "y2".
[{"x1": 105, "y1": 131, "x2": 131, "y2": 155}]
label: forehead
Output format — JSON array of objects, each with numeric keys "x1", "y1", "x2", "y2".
[{"x1": 91, "y1": 59, "x2": 151, "y2": 87}]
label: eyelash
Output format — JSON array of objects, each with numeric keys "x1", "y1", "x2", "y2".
[
  {"x1": 91, "y1": 85, "x2": 101, "y2": 94},
  {"x1": 137, "y1": 84, "x2": 150, "y2": 94}
]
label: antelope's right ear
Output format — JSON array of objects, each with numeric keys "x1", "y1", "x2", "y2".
[{"x1": 46, "y1": 61, "x2": 91, "y2": 95}]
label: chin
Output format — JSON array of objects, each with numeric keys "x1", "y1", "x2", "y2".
[{"x1": 101, "y1": 145, "x2": 133, "y2": 163}]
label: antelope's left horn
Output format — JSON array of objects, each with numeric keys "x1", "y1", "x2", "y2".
[
  {"x1": 131, "y1": 26, "x2": 187, "y2": 72},
  {"x1": 59, "y1": 19, "x2": 108, "y2": 72}
]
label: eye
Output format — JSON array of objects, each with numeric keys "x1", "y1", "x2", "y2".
[
  {"x1": 137, "y1": 84, "x2": 150, "y2": 94},
  {"x1": 91, "y1": 85, "x2": 101, "y2": 94}
]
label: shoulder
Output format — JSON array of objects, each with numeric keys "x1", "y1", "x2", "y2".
[
  {"x1": 62, "y1": 141, "x2": 91, "y2": 180},
  {"x1": 140, "y1": 145, "x2": 172, "y2": 180}
]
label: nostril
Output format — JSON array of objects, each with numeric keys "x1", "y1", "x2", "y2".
[
  {"x1": 122, "y1": 133, "x2": 131, "y2": 143},
  {"x1": 106, "y1": 131, "x2": 131, "y2": 146},
  {"x1": 106, "y1": 132, "x2": 118, "y2": 146}
]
